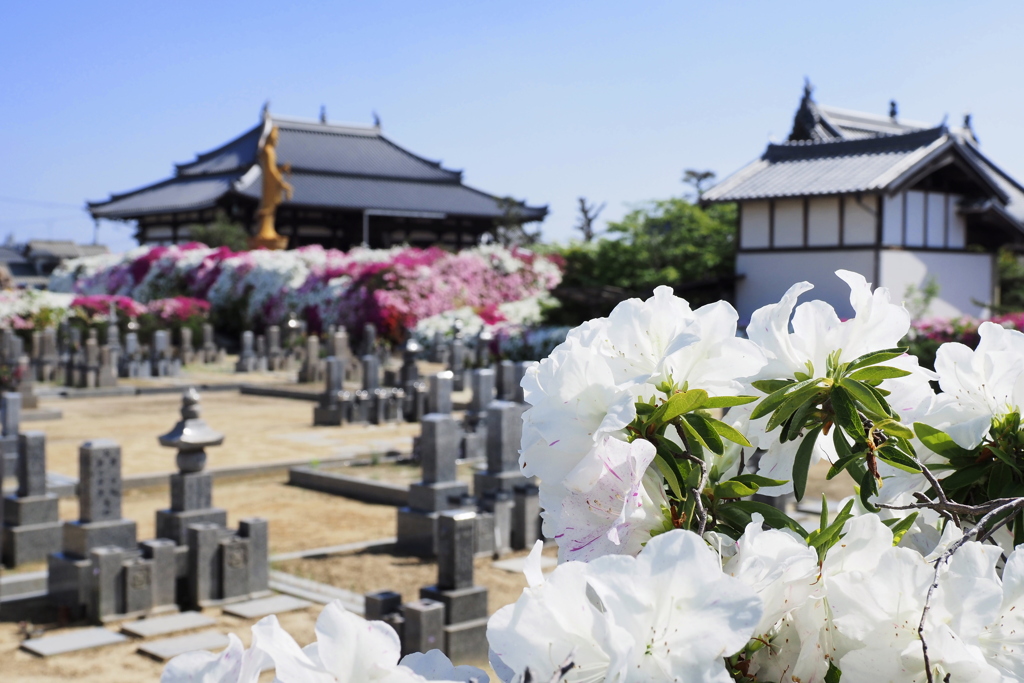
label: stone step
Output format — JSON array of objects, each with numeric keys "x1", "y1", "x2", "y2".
[
  {"x1": 268, "y1": 570, "x2": 364, "y2": 614},
  {"x1": 222, "y1": 594, "x2": 313, "y2": 620},
  {"x1": 121, "y1": 611, "x2": 216, "y2": 638},
  {"x1": 138, "y1": 630, "x2": 229, "y2": 662},
  {"x1": 21, "y1": 627, "x2": 128, "y2": 657}
]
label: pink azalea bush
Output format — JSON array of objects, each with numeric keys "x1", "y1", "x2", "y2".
[
  {"x1": 906, "y1": 311, "x2": 1024, "y2": 367},
  {"x1": 50, "y1": 243, "x2": 562, "y2": 342}
]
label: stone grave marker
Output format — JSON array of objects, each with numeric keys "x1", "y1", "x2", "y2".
[{"x1": 2, "y1": 430, "x2": 62, "y2": 567}]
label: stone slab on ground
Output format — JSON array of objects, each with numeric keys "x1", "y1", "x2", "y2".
[
  {"x1": 137, "y1": 630, "x2": 229, "y2": 662},
  {"x1": 268, "y1": 570, "x2": 364, "y2": 614},
  {"x1": 121, "y1": 611, "x2": 215, "y2": 638},
  {"x1": 22, "y1": 407, "x2": 63, "y2": 422},
  {"x1": 21, "y1": 627, "x2": 128, "y2": 657},
  {"x1": 222, "y1": 594, "x2": 313, "y2": 619},
  {"x1": 491, "y1": 555, "x2": 556, "y2": 574}
]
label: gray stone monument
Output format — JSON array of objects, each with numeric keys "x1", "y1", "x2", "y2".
[
  {"x1": 1, "y1": 392, "x2": 19, "y2": 482},
  {"x1": 235, "y1": 331, "x2": 256, "y2": 373},
  {"x1": 202, "y1": 323, "x2": 218, "y2": 363},
  {"x1": 397, "y1": 414, "x2": 470, "y2": 555},
  {"x1": 450, "y1": 338, "x2": 467, "y2": 391},
  {"x1": 155, "y1": 389, "x2": 228, "y2": 544},
  {"x1": 514, "y1": 361, "x2": 537, "y2": 403},
  {"x1": 180, "y1": 327, "x2": 195, "y2": 365},
  {"x1": 496, "y1": 360, "x2": 517, "y2": 401},
  {"x1": 313, "y1": 357, "x2": 345, "y2": 426},
  {"x1": 473, "y1": 400, "x2": 528, "y2": 496},
  {"x1": 400, "y1": 340, "x2": 421, "y2": 387},
  {"x1": 428, "y1": 372, "x2": 453, "y2": 415},
  {"x1": 419, "y1": 511, "x2": 488, "y2": 661},
  {"x1": 63, "y1": 439, "x2": 138, "y2": 558},
  {"x1": 299, "y1": 335, "x2": 322, "y2": 384},
  {"x1": 2, "y1": 430, "x2": 62, "y2": 567},
  {"x1": 362, "y1": 354, "x2": 380, "y2": 391},
  {"x1": 267, "y1": 325, "x2": 283, "y2": 370}
]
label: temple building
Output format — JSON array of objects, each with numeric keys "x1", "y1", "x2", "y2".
[
  {"x1": 703, "y1": 84, "x2": 1024, "y2": 322},
  {"x1": 88, "y1": 107, "x2": 547, "y2": 249}
]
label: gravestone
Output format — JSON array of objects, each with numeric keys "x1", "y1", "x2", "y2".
[
  {"x1": 476, "y1": 330, "x2": 493, "y2": 368},
  {"x1": 2, "y1": 430, "x2": 62, "y2": 566},
  {"x1": 40, "y1": 327, "x2": 58, "y2": 381},
  {"x1": 512, "y1": 484, "x2": 542, "y2": 551},
  {"x1": 428, "y1": 372, "x2": 453, "y2": 415},
  {"x1": 201, "y1": 323, "x2": 218, "y2": 363},
  {"x1": 403, "y1": 381, "x2": 427, "y2": 423},
  {"x1": 400, "y1": 340, "x2": 421, "y2": 387},
  {"x1": 397, "y1": 414, "x2": 470, "y2": 555},
  {"x1": 180, "y1": 327, "x2": 195, "y2": 365},
  {"x1": 151, "y1": 330, "x2": 173, "y2": 377},
  {"x1": 362, "y1": 354, "x2": 380, "y2": 391},
  {"x1": 313, "y1": 357, "x2": 344, "y2": 426},
  {"x1": 299, "y1": 336, "x2": 322, "y2": 384},
  {"x1": 419, "y1": 511, "x2": 488, "y2": 661},
  {"x1": 84, "y1": 337, "x2": 100, "y2": 388},
  {"x1": 361, "y1": 323, "x2": 377, "y2": 357},
  {"x1": 63, "y1": 440, "x2": 137, "y2": 558},
  {"x1": 496, "y1": 360, "x2": 517, "y2": 401},
  {"x1": 449, "y1": 338, "x2": 467, "y2": 391},
  {"x1": 267, "y1": 325, "x2": 283, "y2": 370},
  {"x1": 473, "y1": 400, "x2": 529, "y2": 496},
  {"x1": 235, "y1": 331, "x2": 256, "y2": 373},
  {"x1": 98, "y1": 346, "x2": 118, "y2": 388},
  {"x1": 1, "y1": 392, "x2": 19, "y2": 482}
]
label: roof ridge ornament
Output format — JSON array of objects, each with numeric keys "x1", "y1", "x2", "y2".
[
  {"x1": 889, "y1": 100, "x2": 898, "y2": 121},
  {"x1": 261, "y1": 100, "x2": 271, "y2": 123}
]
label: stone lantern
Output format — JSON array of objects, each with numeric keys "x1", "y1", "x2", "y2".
[{"x1": 155, "y1": 387, "x2": 228, "y2": 544}]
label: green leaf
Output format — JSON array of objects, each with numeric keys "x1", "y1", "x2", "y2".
[
  {"x1": 751, "y1": 379, "x2": 794, "y2": 394},
  {"x1": 750, "y1": 378, "x2": 819, "y2": 420},
  {"x1": 833, "y1": 427, "x2": 853, "y2": 459},
  {"x1": 825, "y1": 660, "x2": 842, "y2": 683},
  {"x1": 914, "y1": 422, "x2": 973, "y2": 460},
  {"x1": 858, "y1": 468, "x2": 879, "y2": 512},
  {"x1": 726, "y1": 500, "x2": 808, "y2": 537},
  {"x1": 706, "y1": 418, "x2": 752, "y2": 447},
  {"x1": 989, "y1": 445, "x2": 1022, "y2": 474},
  {"x1": 807, "y1": 499, "x2": 855, "y2": 561},
  {"x1": 678, "y1": 418, "x2": 705, "y2": 460},
  {"x1": 848, "y1": 366, "x2": 912, "y2": 382},
  {"x1": 819, "y1": 493, "x2": 829, "y2": 531},
  {"x1": 830, "y1": 385, "x2": 864, "y2": 441},
  {"x1": 635, "y1": 402, "x2": 656, "y2": 415},
  {"x1": 839, "y1": 378, "x2": 890, "y2": 418},
  {"x1": 874, "y1": 419, "x2": 914, "y2": 440},
  {"x1": 714, "y1": 479, "x2": 759, "y2": 499},
  {"x1": 702, "y1": 395, "x2": 758, "y2": 409},
  {"x1": 654, "y1": 454, "x2": 685, "y2": 501},
  {"x1": 766, "y1": 384, "x2": 825, "y2": 432},
  {"x1": 847, "y1": 347, "x2": 907, "y2": 372},
  {"x1": 876, "y1": 446, "x2": 922, "y2": 474},
  {"x1": 826, "y1": 454, "x2": 860, "y2": 480},
  {"x1": 783, "y1": 399, "x2": 817, "y2": 443},
  {"x1": 732, "y1": 473, "x2": 789, "y2": 488},
  {"x1": 654, "y1": 388, "x2": 709, "y2": 422},
  {"x1": 683, "y1": 413, "x2": 724, "y2": 455},
  {"x1": 887, "y1": 512, "x2": 919, "y2": 545},
  {"x1": 936, "y1": 464, "x2": 988, "y2": 494},
  {"x1": 793, "y1": 425, "x2": 823, "y2": 501}
]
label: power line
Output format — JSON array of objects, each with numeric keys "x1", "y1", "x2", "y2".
[{"x1": 0, "y1": 195, "x2": 84, "y2": 210}]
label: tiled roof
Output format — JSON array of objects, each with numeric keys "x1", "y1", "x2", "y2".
[
  {"x1": 90, "y1": 174, "x2": 241, "y2": 218},
  {"x1": 89, "y1": 113, "x2": 545, "y2": 222},
  {"x1": 703, "y1": 129, "x2": 950, "y2": 201}
]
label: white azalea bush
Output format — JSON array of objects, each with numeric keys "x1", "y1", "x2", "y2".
[{"x1": 163, "y1": 270, "x2": 1024, "y2": 683}]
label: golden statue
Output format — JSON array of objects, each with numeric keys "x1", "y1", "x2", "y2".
[{"x1": 249, "y1": 126, "x2": 292, "y2": 250}]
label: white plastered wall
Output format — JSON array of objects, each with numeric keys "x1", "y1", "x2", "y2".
[
  {"x1": 735, "y1": 250, "x2": 876, "y2": 324},
  {"x1": 878, "y1": 250, "x2": 994, "y2": 318}
]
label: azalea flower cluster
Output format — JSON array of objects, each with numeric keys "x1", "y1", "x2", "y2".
[
  {"x1": 0, "y1": 289, "x2": 72, "y2": 330},
  {"x1": 162, "y1": 600, "x2": 489, "y2": 683},
  {"x1": 50, "y1": 243, "x2": 562, "y2": 341},
  {"x1": 162, "y1": 269, "x2": 1024, "y2": 683}
]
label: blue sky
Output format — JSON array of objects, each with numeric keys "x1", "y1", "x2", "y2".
[{"x1": 2, "y1": 1, "x2": 1023, "y2": 252}]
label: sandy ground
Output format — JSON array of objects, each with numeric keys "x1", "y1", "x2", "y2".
[{"x1": 31, "y1": 391, "x2": 421, "y2": 478}]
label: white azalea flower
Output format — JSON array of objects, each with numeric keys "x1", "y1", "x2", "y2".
[
  {"x1": 924, "y1": 321, "x2": 1024, "y2": 450},
  {"x1": 250, "y1": 601, "x2": 484, "y2": 683},
  {"x1": 554, "y1": 436, "x2": 669, "y2": 562},
  {"x1": 724, "y1": 516, "x2": 820, "y2": 640},
  {"x1": 742, "y1": 270, "x2": 935, "y2": 496},
  {"x1": 160, "y1": 633, "x2": 266, "y2": 683},
  {"x1": 980, "y1": 547, "x2": 1024, "y2": 680},
  {"x1": 830, "y1": 542, "x2": 1003, "y2": 683},
  {"x1": 521, "y1": 286, "x2": 765, "y2": 557},
  {"x1": 488, "y1": 531, "x2": 762, "y2": 682}
]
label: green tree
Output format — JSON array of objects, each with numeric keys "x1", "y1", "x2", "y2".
[
  {"x1": 488, "y1": 197, "x2": 541, "y2": 247},
  {"x1": 547, "y1": 198, "x2": 737, "y2": 324},
  {"x1": 185, "y1": 214, "x2": 250, "y2": 251}
]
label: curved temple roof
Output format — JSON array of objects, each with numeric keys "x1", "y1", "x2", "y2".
[{"x1": 89, "y1": 114, "x2": 547, "y2": 222}]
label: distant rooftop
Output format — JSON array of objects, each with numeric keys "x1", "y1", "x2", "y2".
[{"x1": 703, "y1": 83, "x2": 1024, "y2": 239}]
